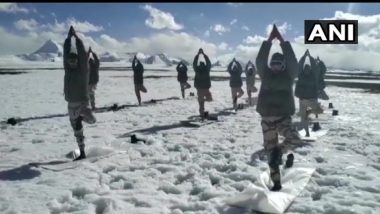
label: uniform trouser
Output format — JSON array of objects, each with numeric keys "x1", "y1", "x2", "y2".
[
  {"x1": 246, "y1": 84, "x2": 257, "y2": 105},
  {"x1": 299, "y1": 98, "x2": 322, "y2": 129},
  {"x1": 180, "y1": 82, "x2": 191, "y2": 98},
  {"x1": 180, "y1": 82, "x2": 191, "y2": 90},
  {"x1": 197, "y1": 89, "x2": 213, "y2": 116},
  {"x1": 231, "y1": 87, "x2": 244, "y2": 108},
  {"x1": 68, "y1": 101, "x2": 96, "y2": 148},
  {"x1": 135, "y1": 84, "x2": 147, "y2": 104},
  {"x1": 88, "y1": 84, "x2": 97, "y2": 109},
  {"x1": 318, "y1": 90, "x2": 329, "y2": 100},
  {"x1": 261, "y1": 116, "x2": 301, "y2": 151},
  {"x1": 231, "y1": 87, "x2": 244, "y2": 99},
  {"x1": 246, "y1": 84, "x2": 258, "y2": 94},
  {"x1": 135, "y1": 84, "x2": 147, "y2": 93}
]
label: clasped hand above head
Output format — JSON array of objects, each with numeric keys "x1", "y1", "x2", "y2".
[{"x1": 268, "y1": 24, "x2": 285, "y2": 44}]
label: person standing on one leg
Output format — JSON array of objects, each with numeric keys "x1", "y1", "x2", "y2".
[
  {"x1": 256, "y1": 24, "x2": 303, "y2": 191},
  {"x1": 316, "y1": 57, "x2": 329, "y2": 100},
  {"x1": 245, "y1": 60, "x2": 258, "y2": 106},
  {"x1": 132, "y1": 56, "x2": 147, "y2": 105},
  {"x1": 63, "y1": 26, "x2": 96, "y2": 161},
  {"x1": 176, "y1": 61, "x2": 191, "y2": 99},
  {"x1": 193, "y1": 48, "x2": 213, "y2": 119},
  {"x1": 87, "y1": 47, "x2": 100, "y2": 110},
  {"x1": 227, "y1": 58, "x2": 244, "y2": 111},
  {"x1": 295, "y1": 50, "x2": 323, "y2": 137}
]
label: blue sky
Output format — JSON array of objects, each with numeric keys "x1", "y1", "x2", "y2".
[
  {"x1": 2, "y1": 3, "x2": 380, "y2": 71},
  {"x1": 0, "y1": 3, "x2": 369, "y2": 47}
]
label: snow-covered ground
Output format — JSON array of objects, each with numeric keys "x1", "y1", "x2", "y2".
[{"x1": 1, "y1": 67, "x2": 380, "y2": 214}]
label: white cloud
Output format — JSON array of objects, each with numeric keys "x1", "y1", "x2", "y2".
[
  {"x1": 218, "y1": 42, "x2": 228, "y2": 51},
  {"x1": 14, "y1": 19, "x2": 39, "y2": 31},
  {"x1": 45, "y1": 18, "x2": 103, "y2": 34},
  {"x1": 230, "y1": 19, "x2": 238, "y2": 25},
  {"x1": 0, "y1": 18, "x2": 105, "y2": 56},
  {"x1": 226, "y1": 3, "x2": 243, "y2": 7},
  {"x1": 230, "y1": 11, "x2": 380, "y2": 71},
  {"x1": 0, "y1": 26, "x2": 40, "y2": 55},
  {"x1": 204, "y1": 30, "x2": 210, "y2": 37},
  {"x1": 0, "y1": 17, "x2": 217, "y2": 62},
  {"x1": 66, "y1": 18, "x2": 103, "y2": 33},
  {"x1": 298, "y1": 10, "x2": 380, "y2": 71},
  {"x1": 212, "y1": 24, "x2": 230, "y2": 35},
  {"x1": 46, "y1": 19, "x2": 66, "y2": 33},
  {"x1": 142, "y1": 4, "x2": 183, "y2": 30},
  {"x1": 0, "y1": 3, "x2": 29, "y2": 13},
  {"x1": 126, "y1": 31, "x2": 217, "y2": 61},
  {"x1": 98, "y1": 34, "x2": 128, "y2": 52},
  {"x1": 244, "y1": 35, "x2": 266, "y2": 45},
  {"x1": 216, "y1": 52, "x2": 236, "y2": 64},
  {"x1": 347, "y1": 3, "x2": 359, "y2": 13},
  {"x1": 4, "y1": 10, "x2": 380, "y2": 72},
  {"x1": 241, "y1": 25, "x2": 250, "y2": 31},
  {"x1": 266, "y1": 22, "x2": 291, "y2": 36}
]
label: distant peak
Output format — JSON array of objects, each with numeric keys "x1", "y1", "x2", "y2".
[{"x1": 33, "y1": 39, "x2": 62, "y2": 54}]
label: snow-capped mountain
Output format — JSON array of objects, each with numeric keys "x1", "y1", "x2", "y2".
[
  {"x1": 99, "y1": 52, "x2": 121, "y2": 62},
  {"x1": 33, "y1": 39, "x2": 63, "y2": 55},
  {"x1": 145, "y1": 53, "x2": 173, "y2": 67},
  {"x1": 13, "y1": 39, "x2": 191, "y2": 66},
  {"x1": 124, "y1": 52, "x2": 189, "y2": 67},
  {"x1": 168, "y1": 56, "x2": 190, "y2": 66},
  {"x1": 123, "y1": 52, "x2": 149, "y2": 63},
  {"x1": 17, "y1": 39, "x2": 63, "y2": 62},
  {"x1": 212, "y1": 60, "x2": 225, "y2": 68}
]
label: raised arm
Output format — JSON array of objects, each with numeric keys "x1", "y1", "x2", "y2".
[
  {"x1": 132, "y1": 57, "x2": 137, "y2": 70},
  {"x1": 245, "y1": 61, "x2": 252, "y2": 72},
  {"x1": 319, "y1": 60, "x2": 327, "y2": 75},
  {"x1": 176, "y1": 62, "x2": 181, "y2": 71},
  {"x1": 204, "y1": 54, "x2": 211, "y2": 70},
  {"x1": 193, "y1": 54, "x2": 199, "y2": 72},
  {"x1": 138, "y1": 60, "x2": 144, "y2": 72},
  {"x1": 298, "y1": 52, "x2": 307, "y2": 75},
  {"x1": 281, "y1": 41, "x2": 298, "y2": 80},
  {"x1": 63, "y1": 38, "x2": 71, "y2": 71},
  {"x1": 310, "y1": 56, "x2": 320, "y2": 85},
  {"x1": 256, "y1": 41, "x2": 272, "y2": 78},
  {"x1": 227, "y1": 61, "x2": 234, "y2": 74},
  {"x1": 87, "y1": 49, "x2": 91, "y2": 59},
  {"x1": 93, "y1": 52, "x2": 100, "y2": 68},
  {"x1": 251, "y1": 64, "x2": 257, "y2": 76},
  {"x1": 76, "y1": 37, "x2": 87, "y2": 70},
  {"x1": 236, "y1": 61, "x2": 243, "y2": 75},
  {"x1": 63, "y1": 37, "x2": 71, "y2": 95}
]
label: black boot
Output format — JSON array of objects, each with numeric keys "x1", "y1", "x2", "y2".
[
  {"x1": 285, "y1": 153, "x2": 294, "y2": 168},
  {"x1": 7, "y1": 118, "x2": 17, "y2": 126},
  {"x1": 233, "y1": 96, "x2": 238, "y2": 111},
  {"x1": 73, "y1": 145, "x2": 86, "y2": 161},
  {"x1": 268, "y1": 146, "x2": 283, "y2": 191},
  {"x1": 131, "y1": 134, "x2": 146, "y2": 144},
  {"x1": 181, "y1": 89, "x2": 185, "y2": 99},
  {"x1": 203, "y1": 111, "x2": 209, "y2": 119},
  {"x1": 131, "y1": 134, "x2": 139, "y2": 144},
  {"x1": 305, "y1": 126, "x2": 310, "y2": 137},
  {"x1": 312, "y1": 122, "x2": 321, "y2": 132}
]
